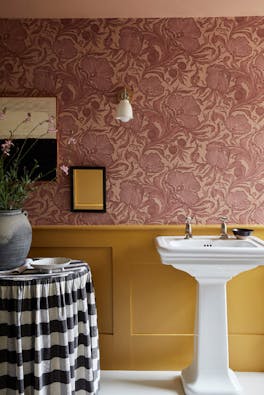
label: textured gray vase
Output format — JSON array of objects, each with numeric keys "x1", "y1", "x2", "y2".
[{"x1": 0, "y1": 209, "x2": 32, "y2": 270}]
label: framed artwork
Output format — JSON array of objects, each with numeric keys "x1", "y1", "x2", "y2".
[
  {"x1": 70, "y1": 167, "x2": 106, "y2": 212},
  {"x1": 0, "y1": 97, "x2": 57, "y2": 180}
]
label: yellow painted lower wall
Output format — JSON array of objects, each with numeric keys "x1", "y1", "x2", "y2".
[{"x1": 30, "y1": 225, "x2": 264, "y2": 371}]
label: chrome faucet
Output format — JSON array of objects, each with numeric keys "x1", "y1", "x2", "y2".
[
  {"x1": 184, "y1": 216, "x2": 193, "y2": 239},
  {"x1": 219, "y1": 216, "x2": 229, "y2": 239}
]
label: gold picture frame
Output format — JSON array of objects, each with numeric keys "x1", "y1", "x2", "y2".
[{"x1": 70, "y1": 167, "x2": 106, "y2": 212}]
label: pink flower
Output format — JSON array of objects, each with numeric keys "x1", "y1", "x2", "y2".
[
  {"x1": 0, "y1": 107, "x2": 7, "y2": 120},
  {"x1": 1, "y1": 139, "x2": 14, "y2": 156},
  {"x1": 68, "y1": 136, "x2": 77, "y2": 145},
  {"x1": 23, "y1": 112, "x2": 31, "y2": 123},
  {"x1": 60, "y1": 165, "x2": 69, "y2": 175},
  {"x1": 47, "y1": 115, "x2": 57, "y2": 133}
]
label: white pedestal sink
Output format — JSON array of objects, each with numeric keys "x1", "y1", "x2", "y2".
[{"x1": 155, "y1": 236, "x2": 264, "y2": 395}]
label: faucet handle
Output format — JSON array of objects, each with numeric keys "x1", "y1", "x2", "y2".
[{"x1": 219, "y1": 216, "x2": 229, "y2": 239}]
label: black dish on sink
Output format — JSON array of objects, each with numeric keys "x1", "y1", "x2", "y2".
[{"x1": 232, "y1": 228, "x2": 254, "y2": 238}]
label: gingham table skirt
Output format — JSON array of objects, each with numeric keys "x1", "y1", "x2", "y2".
[{"x1": 0, "y1": 265, "x2": 100, "y2": 394}]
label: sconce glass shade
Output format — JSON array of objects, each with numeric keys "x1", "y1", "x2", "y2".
[{"x1": 116, "y1": 98, "x2": 133, "y2": 122}]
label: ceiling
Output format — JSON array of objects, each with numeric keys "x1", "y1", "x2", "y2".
[{"x1": 2, "y1": 0, "x2": 264, "y2": 18}]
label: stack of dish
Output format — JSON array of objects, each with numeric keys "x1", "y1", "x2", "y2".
[{"x1": 31, "y1": 257, "x2": 72, "y2": 273}]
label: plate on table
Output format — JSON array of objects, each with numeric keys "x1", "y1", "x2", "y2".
[{"x1": 31, "y1": 257, "x2": 72, "y2": 272}]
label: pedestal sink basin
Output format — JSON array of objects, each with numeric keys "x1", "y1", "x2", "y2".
[{"x1": 155, "y1": 235, "x2": 264, "y2": 395}]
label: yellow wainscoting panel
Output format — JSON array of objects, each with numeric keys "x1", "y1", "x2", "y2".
[
  {"x1": 229, "y1": 334, "x2": 264, "y2": 371},
  {"x1": 130, "y1": 263, "x2": 196, "y2": 334},
  {"x1": 30, "y1": 225, "x2": 264, "y2": 371},
  {"x1": 130, "y1": 335, "x2": 194, "y2": 370},
  {"x1": 227, "y1": 266, "x2": 264, "y2": 334}
]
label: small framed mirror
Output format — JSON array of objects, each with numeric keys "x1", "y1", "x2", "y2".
[{"x1": 70, "y1": 166, "x2": 106, "y2": 212}]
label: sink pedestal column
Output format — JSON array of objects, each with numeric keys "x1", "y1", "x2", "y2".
[{"x1": 180, "y1": 274, "x2": 242, "y2": 395}]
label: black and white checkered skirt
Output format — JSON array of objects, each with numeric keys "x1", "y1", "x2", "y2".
[{"x1": 0, "y1": 266, "x2": 100, "y2": 394}]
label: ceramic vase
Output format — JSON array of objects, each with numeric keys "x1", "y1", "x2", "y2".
[{"x1": 0, "y1": 209, "x2": 32, "y2": 270}]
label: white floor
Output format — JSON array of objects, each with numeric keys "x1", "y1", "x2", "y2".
[{"x1": 100, "y1": 370, "x2": 264, "y2": 394}]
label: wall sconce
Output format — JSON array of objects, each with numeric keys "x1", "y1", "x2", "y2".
[{"x1": 116, "y1": 87, "x2": 133, "y2": 122}]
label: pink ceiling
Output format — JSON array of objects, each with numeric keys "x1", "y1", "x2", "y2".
[{"x1": 2, "y1": 0, "x2": 264, "y2": 18}]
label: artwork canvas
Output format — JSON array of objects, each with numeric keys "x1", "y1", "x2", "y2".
[{"x1": 0, "y1": 97, "x2": 57, "y2": 180}]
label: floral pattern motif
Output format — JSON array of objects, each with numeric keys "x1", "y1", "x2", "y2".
[{"x1": 1, "y1": 17, "x2": 264, "y2": 225}]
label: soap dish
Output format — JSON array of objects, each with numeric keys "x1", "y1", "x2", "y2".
[{"x1": 232, "y1": 228, "x2": 254, "y2": 239}]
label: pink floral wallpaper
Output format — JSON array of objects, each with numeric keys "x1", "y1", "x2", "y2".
[{"x1": 1, "y1": 17, "x2": 264, "y2": 225}]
